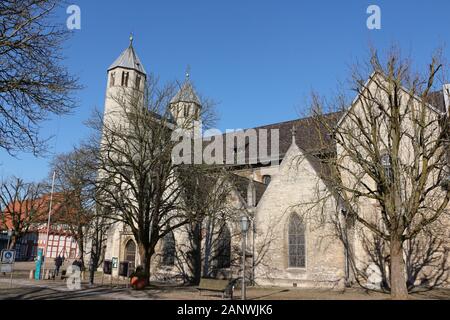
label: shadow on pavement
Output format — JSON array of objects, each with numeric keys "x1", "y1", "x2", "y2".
[{"x1": 0, "y1": 286, "x2": 138, "y2": 300}]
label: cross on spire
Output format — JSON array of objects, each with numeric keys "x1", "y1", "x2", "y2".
[
  {"x1": 185, "y1": 65, "x2": 191, "y2": 80},
  {"x1": 291, "y1": 124, "x2": 297, "y2": 145}
]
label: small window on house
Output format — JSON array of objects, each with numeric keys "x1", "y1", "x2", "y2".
[
  {"x1": 262, "y1": 175, "x2": 272, "y2": 185},
  {"x1": 110, "y1": 72, "x2": 116, "y2": 87},
  {"x1": 184, "y1": 105, "x2": 190, "y2": 118},
  {"x1": 121, "y1": 71, "x2": 129, "y2": 87},
  {"x1": 135, "y1": 74, "x2": 141, "y2": 90}
]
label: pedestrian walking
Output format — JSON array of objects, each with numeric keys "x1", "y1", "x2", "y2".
[{"x1": 54, "y1": 255, "x2": 63, "y2": 276}]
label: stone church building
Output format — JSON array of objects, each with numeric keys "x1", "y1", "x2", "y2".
[{"x1": 101, "y1": 40, "x2": 450, "y2": 289}]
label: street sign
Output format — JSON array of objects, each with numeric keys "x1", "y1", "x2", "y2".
[
  {"x1": 1, "y1": 250, "x2": 15, "y2": 264},
  {"x1": 112, "y1": 257, "x2": 118, "y2": 269}
]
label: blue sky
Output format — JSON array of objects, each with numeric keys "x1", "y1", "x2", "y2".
[{"x1": 1, "y1": 0, "x2": 449, "y2": 182}]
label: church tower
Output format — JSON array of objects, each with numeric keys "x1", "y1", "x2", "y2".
[
  {"x1": 169, "y1": 72, "x2": 202, "y2": 137},
  {"x1": 103, "y1": 35, "x2": 147, "y2": 124}
]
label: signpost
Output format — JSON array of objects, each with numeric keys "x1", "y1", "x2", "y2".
[
  {"x1": 35, "y1": 248, "x2": 44, "y2": 280},
  {"x1": 1, "y1": 250, "x2": 15, "y2": 264},
  {"x1": 1, "y1": 249, "x2": 16, "y2": 287},
  {"x1": 111, "y1": 257, "x2": 118, "y2": 288}
]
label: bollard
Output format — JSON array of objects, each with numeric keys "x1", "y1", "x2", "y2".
[
  {"x1": 29, "y1": 270, "x2": 34, "y2": 280},
  {"x1": 45, "y1": 269, "x2": 49, "y2": 280}
]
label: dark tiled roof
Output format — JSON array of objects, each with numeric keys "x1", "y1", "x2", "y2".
[
  {"x1": 109, "y1": 44, "x2": 146, "y2": 75},
  {"x1": 231, "y1": 174, "x2": 267, "y2": 206},
  {"x1": 426, "y1": 91, "x2": 446, "y2": 113},
  {"x1": 210, "y1": 111, "x2": 343, "y2": 166},
  {"x1": 252, "y1": 111, "x2": 343, "y2": 158},
  {"x1": 170, "y1": 81, "x2": 201, "y2": 105}
]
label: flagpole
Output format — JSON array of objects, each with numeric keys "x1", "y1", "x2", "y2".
[{"x1": 42, "y1": 171, "x2": 56, "y2": 279}]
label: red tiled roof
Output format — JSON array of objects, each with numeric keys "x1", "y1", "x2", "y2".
[{"x1": 0, "y1": 193, "x2": 77, "y2": 231}]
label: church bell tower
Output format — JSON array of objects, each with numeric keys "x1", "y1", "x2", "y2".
[
  {"x1": 103, "y1": 35, "x2": 147, "y2": 125},
  {"x1": 169, "y1": 70, "x2": 202, "y2": 137}
]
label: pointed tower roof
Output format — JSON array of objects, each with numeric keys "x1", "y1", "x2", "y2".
[
  {"x1": 108, "y1": 35, "x2": 146, "y2": 75},
  {"x1": 170, "y1": 71, "x2": 201, "y2": 105}
]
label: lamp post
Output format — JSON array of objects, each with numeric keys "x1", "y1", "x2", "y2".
[
  {"x1": 42, "y1": 170, "x2": 56, "y2": 279},
  {"x1": 252, "y1": 218, "x2": 256, "y2": 286},
  {"x1": 6, "y1": 230, "x2": 13, "y2": 249},
  {"x1": 240, "y1": 215, "x2": 249, "y2": 300}
]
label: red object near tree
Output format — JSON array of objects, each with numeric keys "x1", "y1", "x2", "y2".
[{"x1": 130, "y1": 276, "x2": 146, "y2": 290}]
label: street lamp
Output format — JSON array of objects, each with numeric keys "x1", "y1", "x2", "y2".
[
  {"x1": 240, "y1": 215, "x2": 249, "y2": 300},
  {"x1": 42, "y1": 170, "x2": 56, "y2": 280},
  {"x1": 6, "y1": 230, "x2": 13, "y2": 249}
]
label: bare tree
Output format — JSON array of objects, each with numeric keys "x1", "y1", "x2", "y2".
[
  {"x1": 87, "y1": 205, "x2": 110, "y2": 285},
  {"x1": 90, "y1": 75, "x2": 217, "y2": 284},
  {"x1": 299, "y1": 49, "x2": 450, "y2": 299},
  {"x1": 0, "y1": 177, "x2": 44, "y2": 248},
  {"x1": 173, "y1": 168, "x2": 238, "y2": 284},
  {"x1": 0, "y1": 0, "x2": 80, "y2": 155},
  {"x1": 49, "y1": 145, "x2": 98, "y2": 270}
]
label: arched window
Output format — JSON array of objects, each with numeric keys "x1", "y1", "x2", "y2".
[
  {"x1": 184, "y1": 105, "x2": 190, "y2": 117},
  {"x1": 121, "y1": 71, "x2": 129, "y2": 87},
  {"x1": 162, "y1": 232, "x2": 176, "y2": 266},
  {"x1": 216, "y1": 225, "x2": 231, "y2": 269},
  {"x1": 110, "y1": 72, "x2": 116, "y2": 87},
  {"x1": 262, "y1": 175, "x2": 272, "y2": 185},
  {"x1": 288, "y1": 214, "x2": 305, "y2": 268},
  {"x1": 125, "y1": 240, "x2": 136, "y2": 263},
  {"x1": 135, "y1": 74, "x2": 141, "y2": 90}
]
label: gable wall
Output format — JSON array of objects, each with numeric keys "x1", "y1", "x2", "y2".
[{"x1": 254, "y1": 143, "x2": 345, "y2": 288}]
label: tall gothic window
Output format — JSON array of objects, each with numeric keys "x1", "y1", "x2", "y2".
[
  {"x1": 125, "y1": 240, "x2": 136, "y2": 263},
  {"x1": 216, "y1": 225, "x2": 231, "y2": 269},
  {"x1": 381, "y1": 153, "x2": 393, "y2": 184},
  {"x1": 288, "y1": 214, "x2": 305, "y2": 268},
  {"x1": 162, "y1": 232, "x2": 176, "y2": 266}
]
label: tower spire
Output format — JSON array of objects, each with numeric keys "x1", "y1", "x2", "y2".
[{"x1": 108, "y1": 34, "x2": 146, "y2": 74}]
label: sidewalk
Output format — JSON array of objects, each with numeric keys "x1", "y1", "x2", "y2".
[
  {"x1": 1, "y1": 263, "x2": 449, "y2": 300},
  {"x1": 1, "y1": 276, "x2": 449, "y2": 300}
]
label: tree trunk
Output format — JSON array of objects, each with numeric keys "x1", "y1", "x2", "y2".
[
  {"x1": 202, "y1": 218, "x2": 214, "y2": 277},
  {"x1": 189, "y1": 222, "x2": 202, "y2": 285},
  {"x1": 77, "y1": 234, "x2": 85, "y2": 280},
  {"x1": 77, "y1": 232, "x2": 84, "y2": 264},
  {"x1": 89, "y1": 261, "x2": 95, "y2": 285},
  {"x1": 89, "y1": 239, "x2": 100, "y2": 285},
  {"x1": 138, "y1": 243, "x2": 151, "y2": 286},
  {"x1": 390, "y1": 236, "x2": 408, "y2": 299}
]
